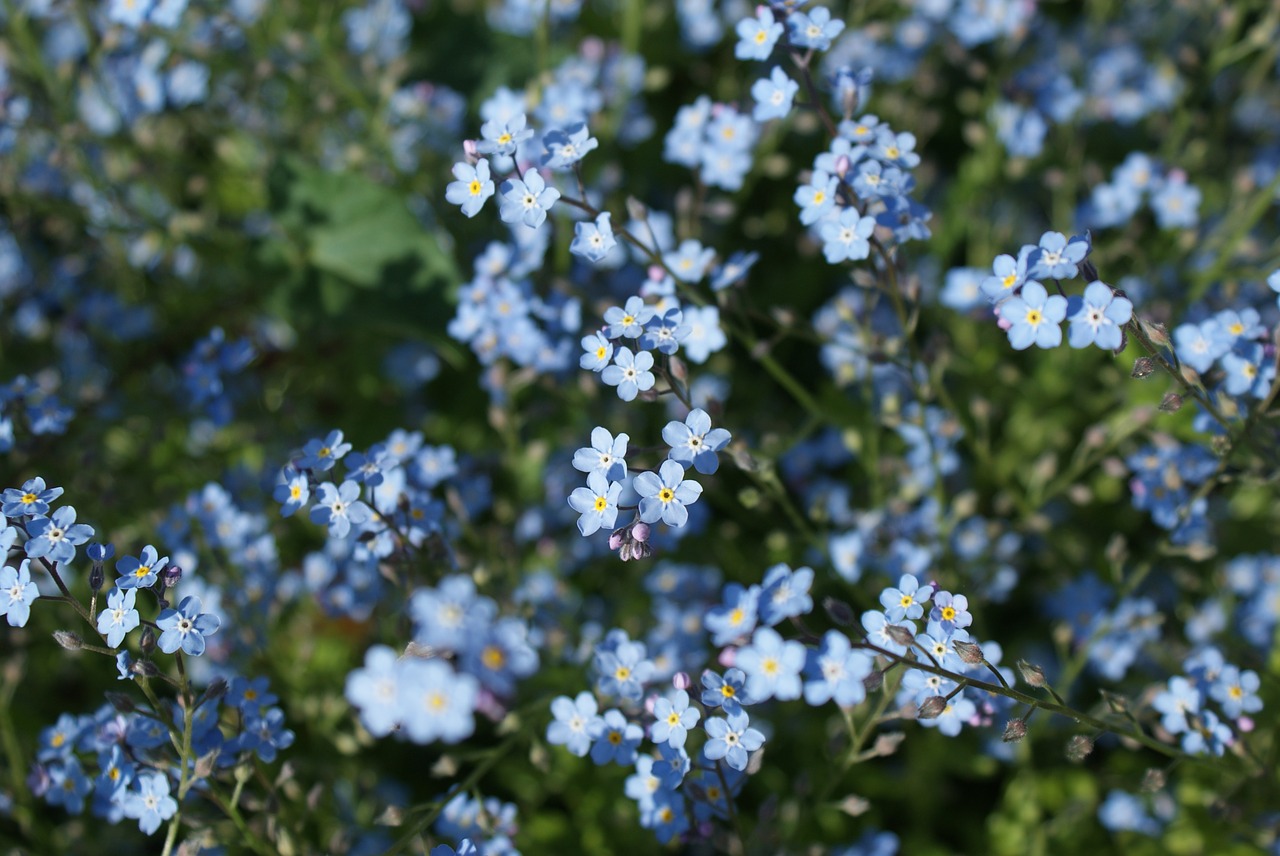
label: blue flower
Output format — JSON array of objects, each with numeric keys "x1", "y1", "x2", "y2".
[
  {"x1": 861, "y1": 609, "x2": 916, "y2": 657},
  {"x1": 701, "y1": 668, "x2": 751, "y2": 715},
  {"x1": 751, "y1": 66, "x2": 798, "y2": 121},
  {"x1": 803, "y1": 630, "x2": 874, "y2": 706},
  {"x1": 156, "y1": 595, "x2": 221, "y2": 656},
  {"x1": 1209, "y1": 666, "x2": 1262, "y2": 719},
  {"x1": 591, "y1": 709, "x2": 643, "y2": 766},
  {"x1": 1027, "y1": 231, "x2": 1090, "y2": 280},
  {"x1": 704, "y1": 583, "x2": 760, "y2": 646},
  {"x1": 97, "y1": 586, "x2": 140, "y2": 648},
  {"x1": 273, "y1": 466, "x2": 310, "y2": 517},
  {"x1": 579, "y1": 331, "x2": 614, "y2": 371},
  {"x1": 24, "y1": 506, "x2": 94, "y2": 565},
  {"x1": 710, "y1": 251, "x2": 759, "y2": 291},
  {"x1": 734, "y1": 7, "x2": 783, "y2": 60},
  {"x1": 310, "y1": 480, "x2": 373, "y2": 538},
  {"x1": 638, "y1": 308, "x2": 692, "y2": 355},
  {"x1": 927, "y1": 590, "x2": 972, "y2": 635},
  {"x1": 1182, "y1": 708, "x2": 1232, "y2": 756},
  {"x1": 445, "y1": 159, "x2": 495, "y2": 218},
  {"x1": 736, "y1": 626, "x2": 806, "y2": 702},
  {"x1": 650, "y1": 690, "x2": 700, "y2": 749},
  {"x1": 547, "y1": 691, "x2": 604, "y2": 757},
  {"x1": 1, "y1": 477, "x2": 63, "y2": 518},
  {"x1": 794, "y1": 170, "x2": 838, "y2": 226},
  {"x1": 0, "y1": 559, "x2": 39, "y2": 628},
  {"x1": 595, "y1": 639, "x2": 654, "y2": 700},
  {"x1": 1067, "y1": 281, "x2": 1132, "y2": 349},
  {"x1": 662, "y1": 408, "x2": 731, "y2": 474},
  {"x1": 820, "y1": 207, "x2": 876, "y2": 263},
  {"x1": 396, "y1": 659, "x2": 478, "y2": 744},
  {"x1": 115, "y1": 544, "x2": 168, "y2": 590},
  {"x1": 758, "y1": 563, "x2": 814, "y2": 626},
  {"x1": 635, "y1": 460, "x2": 703, "y2": 527},
  {"x1": 879, "y1": 574, "x2": 931, "y2": 621},
  {"x1": 703, "y1": 710, "x2": 765, "y2": 771},
  {"x1": 299, "y1": 429, "x2": 351, "y2": 472},
  {"x1": 573, "y1": 427, "x2": 629, "y2": 481},
  {"x1": 567, "y1": 472, "x2": 622, "y2": 536},
  {"x1": 541, "y1": 122, "x2": 598, "y2": 169},
  {"x1": 788, "y1": 6, "x2": 845, "y2": 50},
  {"x1": 344, "y1": 645, "x2": 402, "y2": 737},
  {"x1": 1001, "y1": 281, "x2": 1068, "y2": 350},
  {"x1": 980, "y1": 246, "x2": 1034, "y2": 302},
  {"x1": 664, "y1": 239, "x2": 716, "y2": 283},
  {"x1": 571, "y1": 212, "x2": 617, "y2": 262},
  {"x1": 601, "y1": 347, "x2": 656, "y2": 402},
  {"x1": 476, "y1": 112, "x2": 533, "y2": 156},
  {"x1": 121, "y1": 771, "x2": 177, "y2": 835},
  {"x1": 604, "y1": 296, "x2": 655, "y2": 339},
  {"x1": 498, "y1": 170, "x2": 560, "y2": 228}
]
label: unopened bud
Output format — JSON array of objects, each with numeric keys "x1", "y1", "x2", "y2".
[
  {"x1": 1101, "y1": 690, "x2": 1128, "y2": 713},
  {"x1": 1079, "y1": 260, "x2": 1099, "y2": 282},
  {"x1": 1016, "y1": 660, "x2": 1048, "y2": 688},
  {"x1": 53, "y1": 631, "x2": 83, "y2": 651},
  {"x1": 1002, "y1": 718, "x2": 1028, "y2": 743},
  {"x1": 1141, "y1": 319, "x2": 1169, "y2": 347},
  {"x1": 625, "y1": 196, "x2": 648, "y2": 223},
  {"x1": 105, "y1": 692, "x2": 136, "y2": 714},
  {"x1": 862, "y1": 670, "x2": 884, "y2": 694},
  {"x1": 630, "y1": 522, "x2": 650, "y2": 543},
  {"x1": 668, "y1": 356, "x2": 687, "y2": 383},
  {"x1": 200, "y1": 677, "x2": 229, "y2": 707},
  {"x1": 823, "y1": 596, "x2": 855, "y2": 627},
  {"x1": 884, "y1": 624, "x2": 915, "y2": 648},
  {"x1": 195, "y1": 749, "x2": 221, "y2": 779},
  {"x1": 1066, "y1": 735, "x2": 1094, "y2": 762},
  {"x1": 1158, "y1": 392, "x2": 1183, "y2": 412},
  {"x1": 917, "y1": 696, "x2": 947, "y2": 720},
  {"x1": 88, "y1": 563, "x2": 105, "y2": 594},
  {"x1": 139, "y1": 627, "x2": 157, "y2": 656},
  {"x1": 161, "y1": 564, "x2": 183, "y2": 589},
  {"x1": 672, "y1": 672, "x2": 691, "y2": 691},
  {"x1": 954, "y1": 640, "x2": 984, "y2": 665},
  {"x1": 132, "y1": 659, "x2": 161, "y2": 678},
  {"x1": 1131, "y1": 356, "x2": 1156, "y2": 379},
  {"x1": 1140, "y1": 768, "x2": 1166, "y2": 793},
  {"x1": 872, "y1": 731, "x2": 904, "y2": 757},
  {"x1": 608, "y1": 528, "x2": 626, "y2": 551}
]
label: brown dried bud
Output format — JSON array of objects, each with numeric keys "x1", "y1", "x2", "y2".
[
  {"x1": 1158, "y1": 392, "x2": 1183, "y2": 412},
  {"x1": 625, "y1": 196, "x2": 648, "y2": 223},
  {"x1": 823, "y1": 596, "x2": 855, "y2": 627},
  {"x1": 1141, "y1": 319, "x2": 1169, "y2": 347},
  {"x1": 53, "y1": 631, "x2": 84, "y2": 651},
  {"x1": 954, "y1": 640, "x2": 984, "y2": 665},
  {"x1": 1131, "y1": 356, "x2": 1157, "y2": 379},
  {"x1": 1065, "y1": 735, "x2": 1094, "y2": 762},
  {"x1": 139, "y1": 627, "x2": 157, "y2": 656},
  {"x1": 917, "y1": 695, "x2": 947, "y2": 720},
  {"x1": 872, "y1": 731, "x2": 905, "y2": 757},
  {"x1": 1002, "y1": 718, "x2": 1028, "y2": 743}
]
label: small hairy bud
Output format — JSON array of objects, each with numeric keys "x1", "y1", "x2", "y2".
[
  {"x1": 917, "y1": 696, "x2": 947, "y2": 720},
  {"x1": 862, "y1": 670, "x2": 884, "y2": 693},
  {"x1": 1016, "y1": 660, "x2": 1048, "y2": 688},
  {"x1": 872, "y1": 731, "x2": 904, "y2": 757},
  {"x1": 823, "y1": 596, "x2": 855, "y2": 627},
  {"x1": 1140, "y1": 768, "x2": 1167, "y2": 793},
  {"x1": 625, "y1": 196, "x2": 648, "y2": 223},
  {"x1": 1066, "y1": 735, "x2": 1094, "y2": 762},
  {"x1": 1101, "y1": 690, "x2": 1129, "y2": 713},
  {"x1": 53, "y1": 631, "x2": 83, "y2": 651},
  {"x1": 954, "y1": 640, "x2": 984, "y2": 665},
  {"x1": 161, "y1": 564, "x2": 184, "y2": 589},
  {"x1": 139, "y1": 627, "x2": 157, "y2": 657},
  {"x1": 1158, "y1": 392, "x2": 1183, "y2": 412},
  {"x1": 88, "y1": 563, "x2": 105, "y2": 594},
  {"x1": 132, "y1": 658, "x2": 160, "y2": 678},
  {"x1": 106, "y1": 692, "x2": 136, "y2": 714},
  {"x1": 1131, "y1": 356, "x2": 1156, "y2": 379},
  {"x1": 200, "y1": 677, "x2": 229, "y2": 707},
  {"x1": 1079, "y1": 259, "x2": 1100, "y2": 283},
  {"x1": 195, "y1": 749, "x2": 221, "y2": 779},
  {"x1": 1002, "y1": 718, "x2": 1028, "y2": 743},
  {"x1": 1141, "y1": 319, "x2": 1169, "y2": 347},
  {"x1": 884, "y1": 623, "x2": 915, "y2": 648}
]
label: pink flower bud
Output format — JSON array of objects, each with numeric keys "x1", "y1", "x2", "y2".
[{"x1": 673, "y1": 671, "x2": 691, "y2": 690}]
